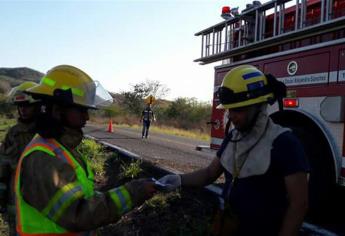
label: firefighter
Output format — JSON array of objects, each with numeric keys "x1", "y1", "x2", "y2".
[
  {"x1": 141, "y1": 103, "x2": 155, "y2": 138},
  {"x1": 15, "y1": 65, "x2": 156, "y2": 235},
  {"x1": 159, "y1": 65, "x2": 309, "y2": 236},
  {"x1": 0, "y1": 81, "x2": 41, "y2": 236}
]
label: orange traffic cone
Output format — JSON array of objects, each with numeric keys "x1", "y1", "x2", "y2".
[{"x1": 107, "y1": 119, "x2": 113, "y2": 133}]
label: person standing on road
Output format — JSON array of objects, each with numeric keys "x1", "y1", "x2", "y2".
[
  {"x1": 159, "y1": 65, "x2": 309, "y2": 236},
  {"x1": 15, "y1": 65, "x2": 157, "y2": 235},
  {"x1": 141, "y1": 103, "x2": 155, "y2": 138},
  {"x1": 0, "y1": 81, "x2": 41, "y2": 236}
]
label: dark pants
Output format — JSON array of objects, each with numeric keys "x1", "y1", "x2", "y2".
[{"x1": 142, "y1": 120, "x2": 151, "y2": 138}]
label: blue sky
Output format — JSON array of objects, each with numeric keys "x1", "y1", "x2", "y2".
[{"x1": 0, "y1": 0, "x2": 269, "y2": 102}]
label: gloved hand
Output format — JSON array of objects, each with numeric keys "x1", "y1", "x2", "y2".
[
  {"x1": 125, "y1": 178, "x2": 157, "y2": 206},
  {"x1": 157, "y1": 174, "x2": 181, "y2": 191}
]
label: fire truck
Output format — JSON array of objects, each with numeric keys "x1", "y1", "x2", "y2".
[{"x1": 195, "y1": 0, "x2": 345, "y2": 226}]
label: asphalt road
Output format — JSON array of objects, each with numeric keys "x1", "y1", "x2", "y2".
[{"x1": 83, "y1": 124, "x2": 216, "y2": 174}]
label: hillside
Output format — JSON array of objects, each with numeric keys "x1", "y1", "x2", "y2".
[{"x1": 0, "y1": 67, "x2": 43, "y2": 93}]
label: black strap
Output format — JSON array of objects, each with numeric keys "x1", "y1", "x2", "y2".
[{"x1": 218, "y1": 85, "x2": 273, "y2": 105}]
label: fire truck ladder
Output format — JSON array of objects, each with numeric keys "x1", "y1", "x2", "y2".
[{"x1": 195, "y1": 0, "x2": 345, "y2": 64}]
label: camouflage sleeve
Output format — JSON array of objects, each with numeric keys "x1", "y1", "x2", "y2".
[
  {"x1": 20, "y1": 151, "x2": 133, "y2": 232},
  {"x1": 0, "y1": 128, "x2": 16, "y2": 178},
  {"x1": 0, "y1": 124, "x2": 28, "y2": 162},
  {"x1": 0, "y1": 128, "x2": 14, "y2": 156}
]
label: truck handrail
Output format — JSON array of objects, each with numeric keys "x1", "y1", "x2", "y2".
[{"x1": 195, "y1": 0, "x2": 345, "y2": 64}]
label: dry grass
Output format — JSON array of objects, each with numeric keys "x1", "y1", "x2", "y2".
[
  {"x1": 117, "y1": 123, "x2": 210, "y2": 142},
  {"x1": 89, "y1": 113, "x2": 211, "y2": 142},
  {"x1": 0, "y1": 215, "x2": 8, "y2": 236},
  {"x1": 89, "y1": 115, "x2": 140, "y2": 126}
]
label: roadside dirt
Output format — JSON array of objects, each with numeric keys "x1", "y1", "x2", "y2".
[{"x1": 98, "y1": 155, "x2": 219, "y2": 236}]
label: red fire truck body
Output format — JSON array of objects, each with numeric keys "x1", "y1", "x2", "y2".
[{"x1": 195, "y1": 0, "x2": 345, "y2": 193}]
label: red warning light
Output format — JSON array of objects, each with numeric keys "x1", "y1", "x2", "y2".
[
  {"x1": 283, "y1": 98, "x2": 299, "y2": 108},
  {"x1": 222, "y1": 6, "x2": 231, "y2": 14}
]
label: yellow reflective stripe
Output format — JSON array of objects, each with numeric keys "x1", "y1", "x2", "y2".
[
  {"x1": 109, "y1": 186, "x2": 132, "y2": 215},
  {"x1": 61, "y1": 85, "x2": 84, "y2": 97},
  {"x1": 109, "y1": 191, "x2": 122, "y2": 214},
  {"x1": 52, "y1": 188, "x2": 84, "y2": 222},
  {"x1": 71, "y1": 88, "x2": 83, "y2": 97},
  {"x1": 42, "y1": 77, "x2": 56, "y2": 87},
  {"x1": 119, "y1": 186, "x2": 132, "y2": 210},
  {"x1": 42, "y1": 182, "x2": 84, "y2": 222},
  {"x1": 42, "y1": 182, "x2": 77, "y2": 216}
]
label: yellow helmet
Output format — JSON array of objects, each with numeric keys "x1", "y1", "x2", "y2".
[
  {"x1": 217, "y1": 65, "x2": 274, "y2": 109},
  {"x1": 26, "y1": 65, "x2": 113, "y2": 109},
  {"x1": 7, "y1": 81, "x2": 39, "y2": 104}
]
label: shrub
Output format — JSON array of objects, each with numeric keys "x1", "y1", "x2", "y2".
[
  {"x1": 77, "y1": 139, "x2": 103, "y2": 159},
  {"x1": 77, "y1": 139, "x2": 105, "y2": 177},
  {"x1": 146, "y1": 192, "x2": 181, "y2": 211},
  {"x1": 120, "y1": 159, "x2": 142, "y2": 179},
  {"x1": 161, "y1": 97, "x2": 212, "y2": 130}
]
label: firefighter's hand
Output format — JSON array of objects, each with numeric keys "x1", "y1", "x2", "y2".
[
  {"x1": 125, "y1": 178, "x2": 157, "y2": 206},
  {"x1": 157, "y1": 174, "x2": 181, "y2": 191}
]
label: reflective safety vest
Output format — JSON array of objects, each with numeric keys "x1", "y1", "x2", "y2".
[{"x1": 15, "y1": 135, "x2": 96, "y2": 236}]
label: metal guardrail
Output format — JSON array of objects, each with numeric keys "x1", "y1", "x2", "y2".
[{"x1": 85, "y1": 133, "x2": 341, "y2": 235}]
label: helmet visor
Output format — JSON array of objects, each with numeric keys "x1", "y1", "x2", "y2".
[
  {"x1": 7, "y1": 87, "x2": 37, "y2": 104},
  {"x1": 94, "y1": 81, "x2": 113, "y2": 108},
  {"x1": 218, "y1": 86, "x2": 237, "y2": 105},
  {"x1": 76, "y1": 81, "x2": 113, "y2": 109},
  {"x1": 217, "y1": 83, "x2": 272, "y2": 107},
  {"x1": 26, "y1": 79, "x2": 113, "y2": 109}
]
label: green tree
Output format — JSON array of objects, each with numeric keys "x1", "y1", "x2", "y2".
[
  {"x1": 120, "y1": 80, "x2": 169, "y2": 115},
  {"x1": 164, "y1": 97, "x2": 211, "y2": 130}
]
